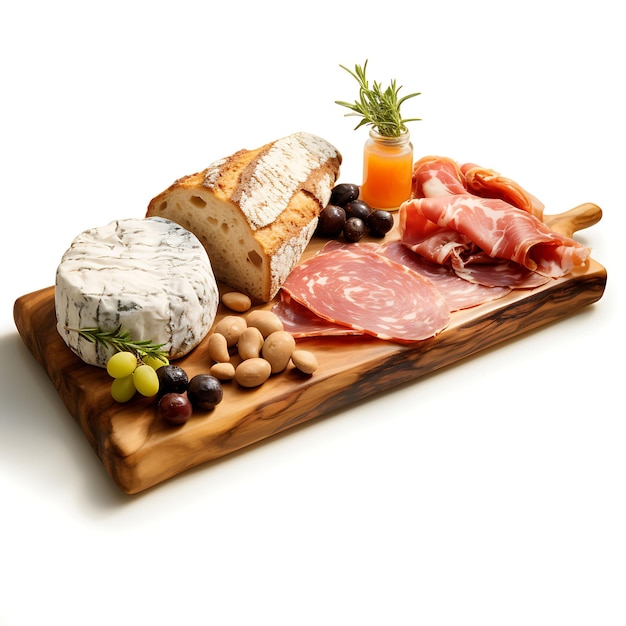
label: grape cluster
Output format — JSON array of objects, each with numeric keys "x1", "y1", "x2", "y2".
[
  {"x1": 316, "y1": 183, "x2": 394, "y2": 243},
  {"x1": 106, "y1": 351, "x2": 167, "y2": 402},
  {"x1": 105, "y1": 352, "x2": 223, "y2": 426}
]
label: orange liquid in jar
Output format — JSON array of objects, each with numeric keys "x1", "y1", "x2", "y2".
[{"x1": 360, "y1": 130, "x2": 413, "y2": 210}]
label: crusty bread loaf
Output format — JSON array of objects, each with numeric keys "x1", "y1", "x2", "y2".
[{"x1": 146, "y1": 132, "x2": 341, "y2": 303}]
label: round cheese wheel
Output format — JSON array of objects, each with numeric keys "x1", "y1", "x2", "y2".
[{"x1": 55, "y1": 217, "x2": 219, "y2": 367}]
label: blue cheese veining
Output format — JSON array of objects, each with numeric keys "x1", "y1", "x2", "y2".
[{"x1": 55, "y1": 217, "x2": 219, "y2": 368}]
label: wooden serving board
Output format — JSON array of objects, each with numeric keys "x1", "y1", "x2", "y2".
[{"x1": 14, "y1": 204, "x2": 607, "y2": 494}]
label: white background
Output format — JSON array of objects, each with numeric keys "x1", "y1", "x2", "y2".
[{"x1": 1, "y1": 1, "x2": 624, "y2": 624}]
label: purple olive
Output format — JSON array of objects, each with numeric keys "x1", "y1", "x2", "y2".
[
  {"x1": 343, "y1": 217, "x2": 366, "y2": 243},
  {"x1": 316, "y1": 204, "x2": 346, "y2": 237},
  {"x1": 330, "y1": 183, "x2": 360, "y2": 207},
  {"x1": 367, "y1": 210, "x2": 394, "y2": 237}
]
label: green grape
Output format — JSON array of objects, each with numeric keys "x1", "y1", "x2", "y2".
[
  {"x1": 142, "y1": 353, "x2": 169, "y2": 370},
  {"x1": 132, "y1": 364, "x2": 160, "y2": 397},
  {"x1": 106, "y1": 351, "x2": 138, "y2": 379},
  {"x1": 111, "y1": 375, "x2": 137, "y2": 403}
]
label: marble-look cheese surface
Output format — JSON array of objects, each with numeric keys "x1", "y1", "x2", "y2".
[{"x1": 55, "y1": 217, "x2": 219, "y2": 367}]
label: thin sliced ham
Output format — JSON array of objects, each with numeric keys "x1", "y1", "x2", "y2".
[
  {"x1": 279, "y1": 243, "x2": 450, "y2": 343},
  {"x1": 400, "y1": 156, "x2": 591, "y2": 280},
  {"x1": 412, "y1": 155, "x2": 467, "y2": 198},
  {"x1": 450, "y1": 254, "x2": 550, "y2": 289},
  {"x1": 460, "y1": 162, "x2": 545, "y2": 219},
  {"x1": 377, "y1": 240, "x2": 512, "y2": 309}
]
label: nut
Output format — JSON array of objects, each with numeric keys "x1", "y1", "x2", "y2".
[
  {"x1": 237, "y1": 326, "x2": 265, "y2": 360},
  {"x1": 213, "y1": 315, "x2": 247, "y2": 348},
  {"x1": 261, "y1": 330, "x2": 296, "y2": 374},
  {"x1": 222, "y1": 291, "x2": 252, "y2": 313},
  {"x1": 235, "y1": 358, "x2": 272, "y2": 388},
  {"x1": 210, "y1": 362, "x2": 236, "y2": 381},
  {"x1": 291, "y1": 349, "x2": 318, "y2": 375},
  {"x1": 246, "y1": 309, "x2": 284, "y2": 338},
  {"x1": 207, "y1": 332, "x2": 231, "y2": 363}
]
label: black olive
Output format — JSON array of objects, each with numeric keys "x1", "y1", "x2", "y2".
[
  {"x1": 330, "y1": 183, "x2": 359, "y2": 207},
  {"x1": 316, "y1": 204, "x2": 346, "y2": 237},
  {"x1": 187, "y1": 374, "x2": 223, "y2": 411},
  {"x1": 344, "y1": 199, "x2": 372, "y2": 222},
  {"x1": 343, "y1": 217, "x2": 366, "y2": 243},
  {"x1": 156, "y1": 365, "x2": 189, "y2": 397},
  {"x1": 367, "y1": 210, "x2": 394, "y2": 237}
]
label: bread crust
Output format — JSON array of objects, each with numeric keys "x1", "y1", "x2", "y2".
[{"x1": 146, "y1": 132, "x2": 341, "y2": 302}]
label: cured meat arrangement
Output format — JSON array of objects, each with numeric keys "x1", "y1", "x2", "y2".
[
  {"x1": 275, "y1": 238, "x2": 515, "y2": 340},
  {"x1": 399, "y1": 156, "x2": 591, "y2": 287},
  {"x1": 275, "y1": 155, "x2": 594, "y2": 343}
]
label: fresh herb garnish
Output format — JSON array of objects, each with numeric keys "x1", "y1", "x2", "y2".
[
  {"x1": 335, "y1": 59, "x2": 421, "y2": 137},
  {"x1": 67, "y1": 325, "x2": 169, "y2": 363}
]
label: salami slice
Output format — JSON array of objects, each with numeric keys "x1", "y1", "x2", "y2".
[
  {"x1": 280, "y1": 243, "x2": 450, "y2": 343},
  {"x1": 272, "y1": 292, "x2": 363, "y2": 338}
]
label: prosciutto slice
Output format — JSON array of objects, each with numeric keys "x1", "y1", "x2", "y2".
[
  {"x1": 377, "y1": 240, "x2": 512, "y2": 310},
  {"x1": 450, "y1": 254, "x2": 550, "y2": 289},
  {"x1": 412, "y1": 155, "x2": 467, "y2": 198},
  {"x1": 400, "y1": 156, "x2": 591, "y2": 280},
  {"x1": 460, "y1": 162, "x2": 545, "y2": 219},
  {"x1": 279, "y1": 243, "x2": 450, "y2": 343}
]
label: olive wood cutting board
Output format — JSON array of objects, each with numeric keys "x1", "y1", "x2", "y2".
[{"x1": 13, "y1": 203, "x2": 607, "y2": 494}]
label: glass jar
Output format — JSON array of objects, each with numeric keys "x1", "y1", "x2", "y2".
[{"x1": 360, "y1": 128, "x2": 413, "y2": 210}]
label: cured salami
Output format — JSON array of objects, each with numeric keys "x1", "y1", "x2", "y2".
[
  {"x1": 273, "y1": 292, "x2": 362, "y2": 338},
  {"x1": 279, "y1": 243, "x2": 450, "y2": 343},
  {"x1": 400, "y1": 156, "x2": 591, "y2": 280}
]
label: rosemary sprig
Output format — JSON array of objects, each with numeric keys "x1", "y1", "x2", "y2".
[
  {"x1": 335, "y1": 60, "x2": 421, "y2": 137},
  {"x1": 66, "y1": 325, "x2": 169, "y2": 363}
]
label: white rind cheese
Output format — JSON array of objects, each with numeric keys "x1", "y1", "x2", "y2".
[{"x1": 55, "y1": 217, "x2": 219, "y2": 368}]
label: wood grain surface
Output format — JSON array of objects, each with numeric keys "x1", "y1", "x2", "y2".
[{"x1": 13, "y1": 204, "x2": 607, "y2": 493}]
